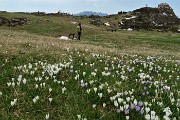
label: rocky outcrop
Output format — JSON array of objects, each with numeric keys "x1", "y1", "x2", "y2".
[
  {"x1": 119, "y1": 4, "x2": 179, "y2": 32},
  {"x1": 0, "y1": 17, "x2": 29, "y2": 27},
  {"x1": 89, "y1": 19, "x2": 103, "y2": 27}
]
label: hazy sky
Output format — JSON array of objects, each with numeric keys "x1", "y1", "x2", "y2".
[{"x1": 0, "y1": 0, "x2": 180, "y2": 17}]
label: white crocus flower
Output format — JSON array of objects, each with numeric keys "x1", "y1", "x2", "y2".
[
  {"x1": 114, "y1": 100, "x2": 119, "y2": 107},
  {"x1": 11, "y1": 101, "x2": 16, "y2": 106},
  {"x1": 17, "y1": 77, "x2": 22, "y2": 82},
  {"x1": 17, "y1": 82, "x2": 20, "y2": 86},
  {"x1": 35, "y1": 95, "x2": 39, "y2": 100},
  {"x1": 49, "y1": 98, "x2": 53, "y2": 103},
  {"x1": 145, "y1": 114, "x2": 150, "y2": 120},
  {"x1": 126, "y1": 97, "x2": 130, "y2": 102},
  {"x1": 98, "y1": 93, "x2": 103, "y2": 98},
  {"x1": 35, "y1": 84, "x2": 38, "y2": 89},
  {"x1": 92, "y1": 104, "x2": 96, "y2": 108},
  {"x1": 62, "y1": 87, "x2": 66, "y2": 93},
  {"x1": 150, "y1": 111, "x2": 156, "y2": 119},
  {"x1": 107, "y1": 88, "x2": 112, "y2": 93},
  {"x1": 33, "y1": 98, "x2": 37, "y2": 103},
  {"x1": 163, "y1": 115, "x2": 170, "y2": 120},
  {"x1": 118, "y1": 98, "x2": 123, "y2": 103},
  {"x1": 163, "y1": 107, "x2": 172, "y2": 117},
  {"x1": 124, "y1": 104, "x2": 129, "y2": 109},
  {"x1": 83, "y1": 72, "x2": 86, "y2": 76},
  {"x1": 144, "y1": 102, "x2": 148, "y2": 106},
  {"x1": 91, "y1": 72, "x2": 96, "y2": 77},
  {"x1": 120, "y1": 106, "x2": 124, "y2": 111},
  {"x1": 126, "y1": 116, "x2": 129, "y2": 120},
  {"x1": 103, "y1": 103, "x2": 106, "y2": 108},
  {"x1": 12, "y1": 82, "x2": 15, "y2": 87},
  {"x1": 61, "y1": 81, "x2": 65, "y2": 85},
  {"x1": 35, "y1": 77, "x2": 38, "y2": 81},
  {"x1": 134, "y1": 99, "x2": 137, "y2": 105},
  {"x1": 7, "y1": 82, "x2": 11, "y2": 87},
  {"x1": 155, "y1": 115, "x2": 159, "y2": 120},
  {"x1": 173, "y1": 117, "x2": 176, "y2": 120},
  {"x1": 86, "y1": 89, "x2": 90, "y2": 94},
  {"x1": 145, "y1": 107, "x2": 150, "y2": 113},
  {"x1": 43, "y1": 83, "x2": 46, "y2": 87},
  {"x1": 77, "y1": 115, "x2": 81, "y2": 119},
  {"x1": 45, "y1": 113, "x2": 49, "y2": 119},
  {"x1": 99, "y1": 84, "x2": 104, "y2": 90},
  {"x1": 170, "y1": 97, "x2": 175, "y2": 104},
  {"x1": 11, "y1": 99, "x2": 17, "y2": 106},
  {"x1": 40, "y1": 83, "x2": 43, "y2": 88},
  {"x1": 49, "y1": 88, "x2": 52, "y2": 93},
  {"x1": 22, "y1": 78, "x2": 27, "y2": 84},
  {"x1": 94, "y1": 87, "x2": 97, "y2": 93},
  {"x1": 33, "y1": 95, "x2": 39, "y2": 103}
]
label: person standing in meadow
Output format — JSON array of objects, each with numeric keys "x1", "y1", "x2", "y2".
[{"x1": 77, "y1": 23, "x2": 82, "y2": 40}]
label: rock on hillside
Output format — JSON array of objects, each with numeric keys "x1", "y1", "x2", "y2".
[
  {"x1": 0, "y1": 17, "x2": 29, "y2": 27},
  {"x1": 119, "y1": 3, "x2": 179, "y2": 32}
]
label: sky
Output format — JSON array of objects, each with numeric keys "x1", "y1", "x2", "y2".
[{"x1": 0, "y1": 0, "x2": 180, "y2": 17}]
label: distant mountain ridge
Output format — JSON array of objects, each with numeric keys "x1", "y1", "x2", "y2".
[{"x1": 74, "y1": 11, "x2": 108, "y2": 16}]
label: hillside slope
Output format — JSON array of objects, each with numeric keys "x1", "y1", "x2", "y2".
[{"x1": 0, "y1": 12, "x2": 180, "y2": 58}]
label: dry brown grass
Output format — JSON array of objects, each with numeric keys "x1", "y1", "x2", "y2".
[{"x1": 0, "y1": 29, "x2": 179, "y2": 59}]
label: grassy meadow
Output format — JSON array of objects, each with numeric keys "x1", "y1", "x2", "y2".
[{"x1": 0, "y1": 12, "x2": 180, "y2": 120}]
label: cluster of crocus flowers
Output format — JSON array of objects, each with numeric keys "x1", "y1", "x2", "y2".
[{"x1": 3, "y1": 49, "x2": 179, "y2": 119}]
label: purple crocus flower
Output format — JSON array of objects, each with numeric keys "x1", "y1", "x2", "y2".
[
  {"x1": 146, "y1": 91, "x2": 149, "y2": 95},
  {"x1": 135, "y1": 106, "x2": 141, "y2": 112},
  {"x1": 140, "y1": 109, "x2": 144, "y2": 115},
  {"x1": 130, "y1": 103, "x2": 135, "y2": 109},
  {"x1": 144, "y1": 86, "x2": 147, "y2": 90},
  {"x1": 138, "y1": 101, "x2": 144, "y2": 107},
  {"x1": 148, "y1": 81, "x2": 152, "y2": 84},
  {"x1": 81, "y1": 82, "x2": 86, "y2": 87},
  {"x1": 125, "y1": 109, "x2": 130, "y2": 114}
]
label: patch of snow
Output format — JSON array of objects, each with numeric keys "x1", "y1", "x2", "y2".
[
  {"x1": 162, "y1": 12, "x2": 167, "y2": 16},
  {"x1": 125, "y1": 18, "x2": 131, "y2": 20},
  {"x1": 131, "y1": 16, "x2": 137, "y2": 19},
  {"x1": 104, "y1": 22, "x2": 110, "y2": 26},
  {"x1": 127, "y1": 28, "x2": 133, "y2": 31},
  {"x1": 59, "y1": 36, "x2": 70, "y2": 40},
  {"x1": 152, "y1": 21, "x2": 158, "y2": 26},
  {"x1": 178, "y1": 29, "x2": 180, "y2": 32},
  {"x1": 71, "y1": 21, "x2": 77, "y2": 24},
  {"x1": 125, "y1": 16, "x2": 137, "y2": 20}
]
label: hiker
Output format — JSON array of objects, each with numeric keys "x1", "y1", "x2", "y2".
[{"x1": 77, "y1": 23, "x2": 82, "y2": 40}]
